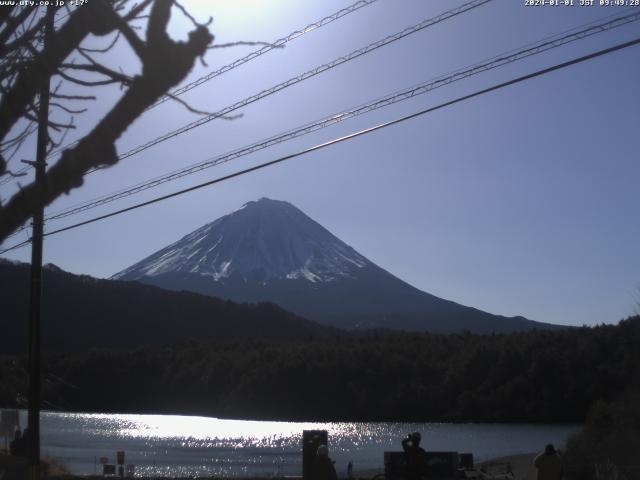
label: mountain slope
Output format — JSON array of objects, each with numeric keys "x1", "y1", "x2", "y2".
[
  {"x1": 113, "y1": 198, "x2": 556, "y2": 333},
  {"x1": 114, "y1": 198, "x2": 369, "y2": 283},
  {"x1": 0, "y1": 259, "x2": 332, "y2": 354}
]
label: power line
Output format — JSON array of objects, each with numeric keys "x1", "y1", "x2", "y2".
[
  {"x1": 0, "y1": 166, "x2": 30, "y2": 187},
  {"x1": 1, "y1": 0, "x2": 492, "y2": 236},
  {"x1": 43, "y1": 0, "x2": 381, "y2": 161},
  {"x1": 1, "y1": 0, "x2": 380, "y2": 187},
  {"x1": 94, "y1": 0, "x2": 493, "y2": 167},
  {"x1": 152, "y1": 0, "x2": 380, "y2": 108},
  {"x1": 2, "y1": 35, "x2": 637, "y2": 254},
  {"x1": 40, "y1": 10, "x2": 640, "y2": 223},
  {"x1": 0, "y1": 238, "x2": 30, "y2": 254},
  {"x1": 5, "y1": 8, "x2": 638, "y2": 246}
]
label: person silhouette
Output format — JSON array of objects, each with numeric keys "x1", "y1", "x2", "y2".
[
  {"x1": 533, "y1": 444, "x2": 563, "y2": 480},
  {"x1": 9, "y1": 429, "x2": 23, "y2": 456},
  {"x1": 402, "y1": 432, "x2": 425, "y2": 480},
  {"x1": 312, "y1": 444, "x2": 338, "y2": 480}
]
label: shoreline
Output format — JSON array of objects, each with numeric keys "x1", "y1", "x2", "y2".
[
  {"x1": 481, "y1": 452, "x2": 537, "y2": 480},
  {"x1": 1, "y1": 452, "x2": 540, "y2": 480}
]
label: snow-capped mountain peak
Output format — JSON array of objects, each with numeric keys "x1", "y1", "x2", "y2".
[
  {"x1": 113, "y1": 198, "x2": 369, "y2": 283},
  {"x1": 111, "y1": 198, "x2": 548, "y2": 334}
]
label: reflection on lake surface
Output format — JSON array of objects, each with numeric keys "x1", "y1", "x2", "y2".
[{"x1": 7, "y1": 410, "x2": 579, "y2": 477}]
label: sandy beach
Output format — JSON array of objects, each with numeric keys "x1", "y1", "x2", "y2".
[{"x1": 481, "y1": 453, "x2": 538, "y2": 480}]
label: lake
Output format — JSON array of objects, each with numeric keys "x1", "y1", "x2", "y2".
[{"x1": 3, "y1": 410, "x2": 579, "y2": 477}]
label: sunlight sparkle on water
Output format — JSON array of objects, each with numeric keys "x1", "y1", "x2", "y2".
[
  {"x1": 84, "y1": 412, "x2": 378, "y2": 448},
  {"x1": 14, "y1": 411, "x2": 579, "y2": 477}
]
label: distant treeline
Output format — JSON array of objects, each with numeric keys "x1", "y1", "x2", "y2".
[
  {"x1": 1, "y1": 316, "x2": 639, "y2": 423},
  {"x1": 0, "y1": 261, "x2": 334, "y2": 354}
]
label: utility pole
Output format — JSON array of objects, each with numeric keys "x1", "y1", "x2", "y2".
[{"x1": 27, "y1": 6, "x2": 54, "y2": 480}]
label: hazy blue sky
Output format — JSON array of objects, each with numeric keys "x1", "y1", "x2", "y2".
[{"x1": 1, "y1": 0, "x2": 639, "y2": 327}]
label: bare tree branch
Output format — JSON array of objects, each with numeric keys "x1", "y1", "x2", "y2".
[
  {"x1": 59, "y1": 62, "x2": 133, "y2": 86},
  {"x1": 0, "y1": 14, "x2": 47, "y2": 56},
  {"x1": 22, "y1": 111, "x2": 75, "y2": 132},
  {"x1": 172, "y1": 0, "x2": 212, "y2": 28},
  {"x1": 78, "y1": 31, "x2": 121, "y2": 54},
  {"x1": 164, "y1": 92, "x2": 243, "y2": 119},
  {"x1": 0, "y1": 0, "x2": 214, "y2": 243},
  {"x1": 48, "y1": 118, "x2": 75, "y2": 151},
  {"x1": 123, "y1": 0, "x2": 155, "y2": 21},
  {"x1": 0, "y1": 6, "x2": 36, "y2": 48},
  {"x1": 0, "y1": 5, "x2": 17, "y2": 27},
  {"x1": 49, "y1": 103, "x2": 88, "y2": 115},
  {"x1": 0, "y1": 121, "x2": 36, "y2": 149},
  {"x1": 55, "y1": 69, "x2": 123, "y2": 87},
  {"x1": 3, "y1": 168, "x2": 29, "y2": 178},
  {"x1": 0, "y1": 1, "x2": 121, "y2": 148},
  {"x1": 112, "y1": 15, "x2": 147, "y2": 59},
  {"x1": 50, "y1": 93, "x2": 96, "y2": 101}
]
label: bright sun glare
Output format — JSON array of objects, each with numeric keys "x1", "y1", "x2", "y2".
[{"x1": 109, "y1": 413, "x2": 328, "y2": 441}]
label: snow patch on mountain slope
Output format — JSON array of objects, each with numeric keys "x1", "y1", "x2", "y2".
[{"x1": 112, "y1": 198, "x2": 370, "y2": 283}]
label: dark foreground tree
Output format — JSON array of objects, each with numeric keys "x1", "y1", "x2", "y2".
[
  {"x1": 0, "y1": 0, "x2": 213, "y2": 243},
  {"x1": 564, "y1": 391, "x2": 640, "y2": 480}
]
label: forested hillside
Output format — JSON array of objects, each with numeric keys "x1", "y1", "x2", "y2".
[
  {"x1": 0, "y1": 260, "x2": 333, "y2": 353},
  {"x1": 2, "y1": 316, "x2": 638, "y2": 423}
]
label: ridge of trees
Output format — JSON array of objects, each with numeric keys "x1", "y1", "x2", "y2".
[
  {"x1": 0, "y1": 260, "x2": 334, "y2": 353},
  {"x1": 1, "y1": 316, "x2": 638, "y2": 423}
]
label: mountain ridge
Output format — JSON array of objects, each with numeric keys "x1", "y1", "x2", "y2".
[
  {"x1": 113, "y1": 198, "x2": 559, "y2": 333},
  {"x1": 0, "y1": 258, "x2": 333, "y2": 353},
  {"x1": 113, "y1": 198, "x2": 369, "y2": 284}
]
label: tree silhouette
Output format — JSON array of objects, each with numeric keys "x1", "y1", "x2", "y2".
[{"x1": 0, "y1": 0, "x2": 213, "y2": 243}]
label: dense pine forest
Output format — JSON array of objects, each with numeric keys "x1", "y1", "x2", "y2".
[{"x1": 1, "y1": 316, "x2": 638, "y2": 423}]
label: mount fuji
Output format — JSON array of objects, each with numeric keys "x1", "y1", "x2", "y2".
[{"x1": 113, "y1": 198, "x2": 554, "y2": 333}]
